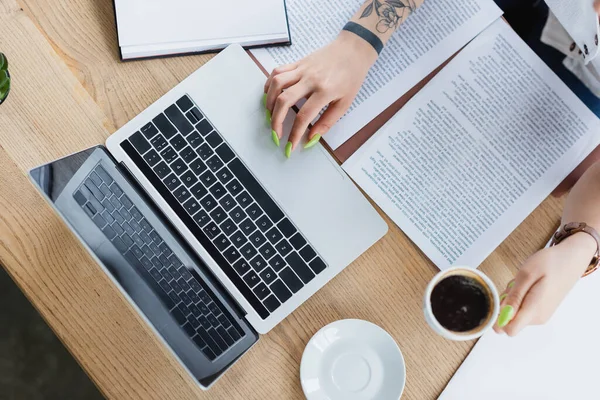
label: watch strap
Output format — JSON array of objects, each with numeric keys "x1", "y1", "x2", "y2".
[{"x1": 550, "y1": 222, "x2": 600, "y2": 277}]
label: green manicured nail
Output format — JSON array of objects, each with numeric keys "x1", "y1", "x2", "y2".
[
  {"x1": 500, "y1": 293, "x2": 507, "y2": 301},
  {"x1": 0, "y1": 53, "x2": 7, "y2": 71},
  {"x1": 304, "y1": 134, "x2": 321, "y2": 149},
  {"x1": 497, "y1": 305, "x2": 515, "y2": 328},
  {"x1": 262, "y1": 93, "x2": 267, "y2": 107},
  {"x1": 285, "y1": 142, "x2": 292, "y2": 158},
  {"x1": 508, "y1": 281, "x2": 515, "y2": 289},
  {"x1": 271, "y1": 130, "x2": 280, "y2": 147},
  {"x1": 266, "y1": 109, "x2": 272, "y2": 124}
]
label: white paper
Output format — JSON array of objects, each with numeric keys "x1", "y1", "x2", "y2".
[
  {"x1": 251, "y1": 0, "x2": 503, "y2": 149},
  {"x1": 343, "y1": 19, "x2": 600, "y2": 270},
  {"x1": 439, "y1": 270, "x2": 600, "y2": 399},
  {"x1": 114, "y1": 0, "x2": 289, "y2": 46}
]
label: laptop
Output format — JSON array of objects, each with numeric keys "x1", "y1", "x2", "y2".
[{"x1": 29, "y1": 45, "x2": 388, "y2": 388}]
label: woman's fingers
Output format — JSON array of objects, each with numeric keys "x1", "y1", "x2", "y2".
[
  {"x1": 502, "y1": 282, "x2": 543, "y2": 336},
  {"x1": 286, "y1": 94, "x2": 330, "y2": 155},
  {"x1": 493, "y1": 281, "x2": 512, "y2": 333},
  {"x1": 270, "y1": 82, "x2": 311, "y2": 141},
  {"x1": 496, "y1": 270, "x2": 541, "y2": 331},
  {"x1": 265, "y1": 69, "x2": 302, "y2": 111},
  {"x1": 306, "y1": 97, "x2": 353, "y2": 143},
  {"x1": 264, "y1": 63, "x2": 298, "y2": 98}
]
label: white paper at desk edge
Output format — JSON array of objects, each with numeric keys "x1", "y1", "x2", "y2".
[{"x1": 439, "y1": 262, "x2": 600, "y2": 399}]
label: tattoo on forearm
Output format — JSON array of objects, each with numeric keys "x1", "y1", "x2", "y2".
[{"x1": 360, "y1": 0, "x2": 417, "y2": 33}]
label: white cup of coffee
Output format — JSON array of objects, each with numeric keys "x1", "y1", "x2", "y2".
[{"x1": 423, "y1": 266, "x2": 500, "y2": 341}]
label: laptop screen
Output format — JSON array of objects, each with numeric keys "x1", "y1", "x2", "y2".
[{"x1": 30, "y1": 147, "x2": 99, "y2": 203}]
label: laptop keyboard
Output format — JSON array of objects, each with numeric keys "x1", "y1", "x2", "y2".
[
  {"x1": 120, "y1": 95, "x2": 327, "y2": 319},
  {"x1": 74, "y1": 165, "x2": 245, "y2": 361}
]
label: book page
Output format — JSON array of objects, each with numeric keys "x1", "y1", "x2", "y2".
[
  {"x1": 114, "y1": 0, "x2": 288, "y2": 47},
  {"x1": 343, "y1": 19, "x2": 600, "y2": 270},
  {"x1": 251, "y1": 0, "x2": 502, "y2": 149}
]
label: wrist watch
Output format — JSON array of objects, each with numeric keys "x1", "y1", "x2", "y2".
[{"x1": 549, "y1": 222, "x2": 600, "y2": 277}]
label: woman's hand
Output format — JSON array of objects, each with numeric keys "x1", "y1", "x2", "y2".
[
  {"x1": 264, "y1": 30, "x2": 378, "y2": 156},
  {"x1": 494, "y1": 233, "x2": 596, "y2": 336}
]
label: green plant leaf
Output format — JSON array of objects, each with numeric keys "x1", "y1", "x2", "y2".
[
  {"x1": 0, "y1": 70, "x2": 9, "y2": 89},
  {"x1": 0, "y1": 75, "x2": 9, "y2": 90},
  {"x1": 0, "y1": 53, "x2": 7, "y2": 71},
  {"x1": 0, "y1": 83, "x2": 9, "y2": 103},
  {"x1": 0, "y1": 69, "x2": 10, "y2": 102}
]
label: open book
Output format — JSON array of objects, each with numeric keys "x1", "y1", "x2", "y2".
[{"x1": 343, "y1": 19, "x2": 600, "y2": 269}]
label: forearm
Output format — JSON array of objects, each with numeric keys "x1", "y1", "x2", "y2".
[
  {"x1": 557, "y1": 161, "x2": 600, "y2": 271},
  {"x1": 563, "y1": 161, "x2": 600, "y2": 229},
  {"x1": 350, "y1": 0, "x2": 425, "y2": 45}
]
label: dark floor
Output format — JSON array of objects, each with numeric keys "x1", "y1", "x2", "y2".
[{"x1": 0, "y1": 266, "x2": 104, "y2": 400}]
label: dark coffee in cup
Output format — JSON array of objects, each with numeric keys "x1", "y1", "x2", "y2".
[
  {"x1": 430, "y1": 274, "x2": 490, "y2": 332},
  {"x1": 423, "y1": 267, "x2": 499, "y2": 340}
]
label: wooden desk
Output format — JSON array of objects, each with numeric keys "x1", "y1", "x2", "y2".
[{"x1": 0, "y1": 1, "x2": 566, "y2": 398}]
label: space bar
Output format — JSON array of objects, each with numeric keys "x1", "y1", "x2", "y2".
[{"x1": 228, "y1": 159, "x2": 285, "y2": 222}]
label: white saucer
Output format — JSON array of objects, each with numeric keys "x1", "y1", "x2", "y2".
[{"x1": 300, "y1": 319, "x2": 406, "y2": 400}]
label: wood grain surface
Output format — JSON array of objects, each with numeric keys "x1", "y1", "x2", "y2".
[{"x1": 0, "y1": 0, "x2": 567, "y2": 398}]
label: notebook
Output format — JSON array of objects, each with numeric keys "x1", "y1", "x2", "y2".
[{"x1": 113, "y1": 0, "x2": 291, "y2": 60}]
